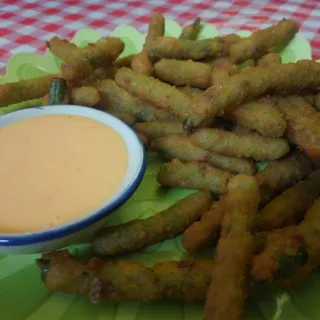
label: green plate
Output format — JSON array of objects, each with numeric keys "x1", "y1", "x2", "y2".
[{"x1": 0, "y1": 20, "x2": 316, "y2": 320}]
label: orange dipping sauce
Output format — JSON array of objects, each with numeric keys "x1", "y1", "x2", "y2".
[{"x1": 0, "y1": 114, "x2": 128, "y2": 233}]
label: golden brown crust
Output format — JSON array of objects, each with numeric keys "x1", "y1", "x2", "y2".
[{"x1": 157, "y1": 158, "x2": 233, "y2": 194}]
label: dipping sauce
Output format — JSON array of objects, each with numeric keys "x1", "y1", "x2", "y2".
[{"x1": 0, "y1": 114, "x2": 128, "y2": 233}]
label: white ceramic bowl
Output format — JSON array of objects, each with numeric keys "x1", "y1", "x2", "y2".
[{"x1": 0, "y1": 105, "x2": 146, "y2": 254}]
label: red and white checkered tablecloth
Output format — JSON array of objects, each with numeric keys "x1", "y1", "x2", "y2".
[{"x1": 0, "y1": 0, "x2": 319, "y2": 74}]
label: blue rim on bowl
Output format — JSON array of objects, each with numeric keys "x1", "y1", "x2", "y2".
[{"x1": 0, "y1": 105, "x2": 147, "y2": 246}]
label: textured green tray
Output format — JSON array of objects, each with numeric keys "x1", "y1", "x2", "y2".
[{"x1": 0, "y1": 20, "x2": 317, "y2": 320}]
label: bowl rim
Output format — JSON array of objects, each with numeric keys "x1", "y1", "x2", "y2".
[{"x1": 0, "y1": 105, "x2": 147, "y2": 246}]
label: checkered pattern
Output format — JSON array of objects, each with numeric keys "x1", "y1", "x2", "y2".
[{"x1": 0, "y1": 0, "x2": 319, "y2": 73}]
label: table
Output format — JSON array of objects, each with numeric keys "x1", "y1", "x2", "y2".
[{"x1": 0, "y1": 0, "x2": 319, "y2": 74}]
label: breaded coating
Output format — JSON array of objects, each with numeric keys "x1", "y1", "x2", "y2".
[
  {"x1": 231, "y1": 124, "x2": 253, "y2": 136},
  {"x1": 257, "y1": 53, "x2": 282, "y2": 68},
  {"x1": 177, "y1": 86, "x2": 204, "y2": 97},
  {"x1": 222, "y1": 33, "x2": 241, "y2": 46},
  {"x1": 190, "y1": 128, "x2": 290, "y2": 161},
  {"x1": 80, "y1": 67, "x2": 117, "y2": 86},
  {"x1": 92, "y1": 191, "x2": 212, "y2": 256},
  {"x1": 61, "y1": 37, "x2": 124, "y2": 82},
  {"x1": 131, "y1": 12, "x2": 165, "y2": 76},
  {"x1": 185, "y1": 60, "x2": 320, "y2": 129},
  {"x1": 183, "y1": 154, "x2": 312, "y2": 253},
  {"x1": 205, "y1": 56, "x2": 236, "y2": 68},
  {"x1": 276, "y1": 96, "x2": 320, "y2": 160},
  {"x1": 114, "y1": 54, "x2": 136, "y2": 68},
  {"x1": 0, "y1": 73, "x2": 61, "y2": 107},
  {"x1": 145, "y1": 12, "x2": 165, "y2": 44},
  {"x1": 146, "y1": 37, "x2": 227, "y2": 60},
  {"x1": 115, "y1": 67, "x2": 191, "y2": 119},
  {"x1": 154, "y1": 59, "x2": 212, "y2": 89},
  {"x1": 46, "y1": 36, "x2": 79, "y2": 61},
  {"x1": 255, "y1": 170, "x2": 320, "y2": 231},
  {"x1": 182, "y1": 199, "x2": 226, "y2": 253},
  {"x1": 204, "y1": 175, "x2": 259, "y2": 320},
  {"x1": 239, "y1": 59, "x2": 256, "y2": 70},
  {"x1": 256, "y1": 152, "x2": 313, "y2": 205},
  {"x1": 133, "y1": 121, "x2": 184, "y2": 139},
  {"x1": 210, "y1": 67, "x2": 232, "y2": 86},
  {"x1": 252, "y1": 197, "x2": 320, "y2": 287},
  {"x1": 70, "y1": 86, "x2": 100, "y2": 106},
  {"x1": 150, "y1": 135, "x2": 256, "y2": 174},
  {"x1": 179, "y1": 17, "x2": 202, "y2": 40},
  {"x1": 131, "y1": 51, "x2": 153, "y2": 76},
  {"x1": 96, "y1": 79, "x2": 179, "y2": 122},
  {"x1": 229, "y1": 19, "x2": 298, "y2": 63},
  {"x1": 108, "y1": 112, "x2": 137, "y2": 126},
  {"x1": 37, "y1": 250, "x2": 213, "y2": 303},
  {"x1": 156, "y1": 159, "x2": 232, "y2": 194},
  {"x1": 225, "y1": 100, "x2": 287, "y2": 138}
]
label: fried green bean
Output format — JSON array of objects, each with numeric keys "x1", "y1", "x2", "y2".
[
  {"x1": 238, "y1": 59, "x2": 256, "y2": 70},
  {"x1": 154, "y1": 59, "x2": 212, "y2": 89},
  {"x1": 0, "y1": 73, "x2": 61, "y2": 108},
  {"x1": 257, "y1": 53, "x2": 282, "y2": 68},
  {"x1": 191, "y1": 128, "x2": 290, "y2": 161},
  {"x1": 108, "y1": 112, "x2": 137, "y2": 126},
  {"x1": 92, "y1": 191, "x2": 212, "y2": 256},
  {"x1": 131, "y1": 50, "x2": 153, "y2": 76},
  {"x1": 150, "y1": 135, "x2": 256, "y2": 174},
  {"x1": 255, "y1": 170, "x2": 320, "y2": 231},
  {"x1": 229, "y1": 19, "x2": 299, "y2": 63},
  {"x1": 276, "y1": 96, "x2": 320, "y2": 161},
  {"x1": 146, "y1": 37, "x2": 226, "y2": 60},
  {"x1": 251, "y1": 197, "x2": 320, "y2": 287},
  {"x1": 256, "y1": 152, "x2": 313, "y2": 205},
  {"x1": 70, "y1": 86, "x2": 100, "y2": 106},
  {"x1": 205, "y1": 56, "x2": 235, "y2": 69},
  {"x1": 62, "y1": 37, "x2": 124, "y2": 82},
  {"x1": 222, "y1": 33, "x2": 241, "y2": 46},
  {"x1": 42, "y1": 93, "x2": 69, "y2": 106},
  {"x1": 80, "y1": 67, "x2": 117, "y2": 86},
  {"x1": 204, "y1": 175, "x2": 259, "y2": 320},
  {"x1": 179, "y1": 17, "x2": 201, "y2": 40},
  {"x1": 182, "y1": 152, "x2": 313, "y2": 253},
  {"x1": 133, "y1": 121, "x2": 184, "y2": 139},
  {"x1": 157, "y1": 159, "x2": 232, "y2": 194},
  {"x1": 43, "y1": 85, "x2": 100, "y2": 107},
  {"x1": 182, "y1": 198, "x2": 226, "y2": 253},
  {"x1": 37, "y1": 250, "x2": 213, "y2": 303},
  {"x1": 145, "y1": 12, "x2": 165, "y2": 44},
  {"x1": 210, "y1": 67, "x2": 232, "y2": 86},
  {"x1": 182, "y1": 172, "x2": 262, "y2": 254},
  {"x1": 177, "y1": 86, "x2": 204, "y2": 97},
  {"x1": 46, "y1": 36, "x2": 79, "y2": 61},
  {"x1": 225, "y1": 100, "x2": 286, "y2": 138},
  {"x1": 131, "y1": 13, "x2": 165, "y2": 76},
  {"x1": 231, "y1": 124, "x2": 253, "y2": 136},
  {"x1": 185, "y1": 60, "x2": 320, "y2": 130},
  {"x1": 47, "y1": 78, "x2": 67, "y2": 105},
  {"x1": 115, "y1": 67, "x2": 191, "y2": 119},
  {"x1": 96, "y1": 79, "x2": 179, "y2": 121},
  {"x1": 114, "y1": 54, "x2": 136, "y2": 68}
]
